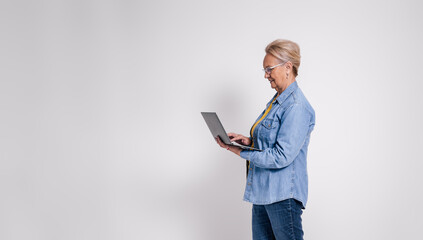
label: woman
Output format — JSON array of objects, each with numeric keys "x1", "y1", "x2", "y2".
[{"x1": 216, "y1": 39, "x2": 315, "y2": 240}]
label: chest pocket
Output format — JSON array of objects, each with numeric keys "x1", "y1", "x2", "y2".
[
  {"x1": 259, "y1": 118, "x2": 279, "y2": 143},
  {"x1": 261, "y1": 118, "x2": 278, "y2": 129}
]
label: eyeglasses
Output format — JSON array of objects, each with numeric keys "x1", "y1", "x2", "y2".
[{"x1": 262, "y1": 63, "x2": 285, "y2": 74}]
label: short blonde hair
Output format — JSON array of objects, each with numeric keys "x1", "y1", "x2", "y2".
[{"x1": 265, "y1": 39, "x2": 301, "y2": 77}]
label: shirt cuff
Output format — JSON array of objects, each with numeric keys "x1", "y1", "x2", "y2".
[{"x1": 240, "y1": 150, "x2": 251, "y2": 160}]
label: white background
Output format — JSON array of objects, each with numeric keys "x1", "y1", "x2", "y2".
[{"x1": 1, "y1": 0, "x2": 423, "y2": 239}]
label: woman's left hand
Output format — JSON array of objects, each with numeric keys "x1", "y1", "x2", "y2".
[{"x1": 215, "y1": 136, "x2": 242, "y2": 156}]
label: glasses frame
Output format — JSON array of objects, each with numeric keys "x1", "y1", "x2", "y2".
[{"x1": 263, "y1": 62, "x2": 285, "y2": 75}]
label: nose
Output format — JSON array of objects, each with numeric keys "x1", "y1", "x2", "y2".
[{"x1": 264, "y1": 71, "x2": 270, "y2": 79}]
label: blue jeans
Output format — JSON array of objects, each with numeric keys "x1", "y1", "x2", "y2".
[{"x1": 252, "y1": 198, "x2": 304, "y2": 240}]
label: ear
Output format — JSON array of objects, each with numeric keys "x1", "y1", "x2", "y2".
[{"x1": 285, "y1": 61, "x2": 293, "y2": 73}]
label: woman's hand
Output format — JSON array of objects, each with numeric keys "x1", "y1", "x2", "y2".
[
  {"x1": 228, "y1": 133, "x2": 252, "y2": 146},
  {"x1": 215, "y1": 136, "x2": 242, "y2": 156}
]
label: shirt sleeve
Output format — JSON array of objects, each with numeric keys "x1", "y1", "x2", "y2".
[{"x1": 240, "y1": 103, "x2": 312, "y2": 169}]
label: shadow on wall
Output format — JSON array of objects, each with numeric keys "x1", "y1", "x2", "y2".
[
  {"x1": 169, "y1": 153, "x2": 250, "y2": 240},
  {"x1": 153, "y1": 77, "x2": 253, "y2": 239}
]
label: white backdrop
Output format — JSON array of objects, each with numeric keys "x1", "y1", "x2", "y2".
[{"x1": 1, "y1": 0, "x2": 423, "y2": 239}]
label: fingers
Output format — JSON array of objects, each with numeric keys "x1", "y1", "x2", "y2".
[
  {"x1": 231, "y1": 135, "x2": 244, "y2": 141},
  {"x1": 220, "y1": 133, "x2": 250, "y2": 149},
  {"x1": 232, "y1": 136, "x2": 247, "y2": 142},
  {"x1": 215, "y1": 136, "x2": 227, "y2": 148},
  {"x1": 227, "y1": 132, "x2": 237, "y2": 138},
  {"x1": 228, "y1": 133, "x2": 244, "y2": 142}
]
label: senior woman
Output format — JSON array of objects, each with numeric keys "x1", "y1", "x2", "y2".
[{"x1": 215, "y1": 39, "x2": 315, "y2": 240}]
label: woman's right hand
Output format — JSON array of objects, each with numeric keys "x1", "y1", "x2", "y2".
[{"x1": 228, "y1": 133, "x2": 252, "y2": 146}]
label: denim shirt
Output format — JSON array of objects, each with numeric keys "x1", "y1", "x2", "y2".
[{"x1": 240, "y1": 81, "x2": 315, "y2": 208}]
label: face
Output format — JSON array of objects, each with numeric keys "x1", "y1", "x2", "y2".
[{"x1": 263, "y1": 54, "x2": 291, "y2": 93}]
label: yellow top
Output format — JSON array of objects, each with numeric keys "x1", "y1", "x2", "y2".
[
  {"x1": 250, "y1": 96, "x2": 278, "y2": 140},
  {"x1": 247, "y1": 95, "x2": 278, "y2": 172}
]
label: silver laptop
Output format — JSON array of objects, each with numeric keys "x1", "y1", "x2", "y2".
[{"x1": 201, "y1": 112, "x2": 262, "y2": 151}]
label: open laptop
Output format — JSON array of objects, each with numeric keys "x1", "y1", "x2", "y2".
[{"x1": 201, "y1": 112, "x2": 262, "y2": 151}]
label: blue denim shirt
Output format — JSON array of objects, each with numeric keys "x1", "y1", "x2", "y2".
[{"x1": 240, "y1": 81, "x2": 315, "y2": 208}]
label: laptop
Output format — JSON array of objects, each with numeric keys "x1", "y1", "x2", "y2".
[{"x1": 201, "y1": 112, "x2": 262, "y2": 151}]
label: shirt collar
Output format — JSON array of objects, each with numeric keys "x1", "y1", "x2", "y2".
[{"x1": 272, "y1": 81, "x2": 298, "y2": 105}]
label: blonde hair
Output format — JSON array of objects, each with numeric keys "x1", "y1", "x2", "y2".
[{"x1": 265, "y1": 39, "x2": 301, "y2": 77}]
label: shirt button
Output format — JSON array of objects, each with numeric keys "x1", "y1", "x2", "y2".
[{"x1": 248, "y1": 182, "x2": 251, "y2": 185}]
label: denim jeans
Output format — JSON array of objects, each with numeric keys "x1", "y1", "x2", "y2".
[{"x1": 252, "y1": 198, "x2": 304, "y2": 240}]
